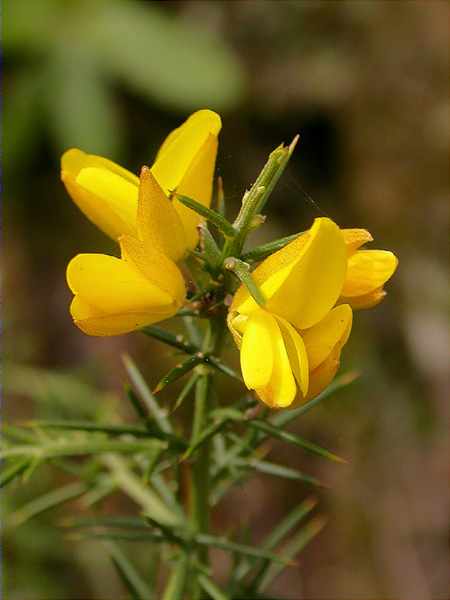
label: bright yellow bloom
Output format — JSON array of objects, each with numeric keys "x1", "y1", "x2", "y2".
[
  {"x1": 61, "y1": 109, "x2": 221, "y2": 251},
  {"x1": 340, "y1": 229, "x2": 398, "y2": 309},
  {"x1": 66, "y1": 168, "x2": 186, "y2": 336},
  {"x1": 228, "y1": 218, "x2": 353, "y2": 409},
  {"x1": 228, "y1": 219, "x2": 398, "y2": 409}
]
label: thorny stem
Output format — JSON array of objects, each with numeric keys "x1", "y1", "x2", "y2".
[{"x1": 189, "y1": 318, "x2": 224, "y2": 598}]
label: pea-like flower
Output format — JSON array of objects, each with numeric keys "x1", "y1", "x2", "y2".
[
  {"x1": 61, "y1": 109, "x2": 221, "y2": 251},
  {"x1": 228, "y1": 218, "x2": 397, "y2": 409},
  {"x1": 67, "y1": 168, "x2": 187, "y2": 336},
  {"x1": 64, "y1": 110, "x2": 222, "y2": 336}
]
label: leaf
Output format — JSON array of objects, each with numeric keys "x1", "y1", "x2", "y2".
[
  {"x1": 183, "y1": 408, "x2": 243, "y2": 460},
  {"x1": 224, "y1": 257, "x2": 266, "y2": 306},
  {"x1": 198, "y1": 573, "x2": 230, "y2": 600},
  {"x1": 1, "y1": 438, "x2": 167, "y2": 460},
  {"x1": 170, "y1": 373, "x2": 198, "y2": 414},
  {"x1": 123, "y1": 354, "x2": 172, "y2": 434},
  {"x1": 256, "y1": 516, "x2": 327, "y2": 592},
  {"x1": 89, "y1": 2, "x2": 244, "y2": 110},
  {"x1": 140, "y1": 328, "x2": 242, "y2": 382},
  {"x1": 235, "y1": 458, "x2": 322, "y2": 487},
  {"x1": 162, "y1": 553, "x2": 189, "y2": 600},
  {"x1": 198, "y1": 223, "x2": 223, "y2": 271},
  {"x1": 8, "y1": 481, "x2": 89, "y2": 528},
  {"x1": 108, "y1": 541, "x2": 154, "y2": 600},
  {"x1": 154, "y1": 354, "x2": 203, "y2": 394},
  {"x1": 248, "y1": 420, "x2": 347, "y2": 464},
  {"x1": 101, "y1": 454, "x2": 182, "y2": 528},
  {"x1": 242, "y1": 498, "x2": 318, "y2": 586},
  {"x1": 176, "y1": 195, "x2": 236, "y2": 239},
  {"x1": 241, "y1": 232, "x2": 304, "y2": 263},
  {"x1": 31, "y1": 419, "x2": 187, "y2": 451},
  {"x1": 0, "y1": 457, "x2": 30, "y2": 487},
  {"x1": 195, "y1": 534, "x2": 294, "y2": 566}
]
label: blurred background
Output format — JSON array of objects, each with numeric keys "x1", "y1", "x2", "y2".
[{"x1": 4, "y1": 0, "x2": 449, "y2": 598}]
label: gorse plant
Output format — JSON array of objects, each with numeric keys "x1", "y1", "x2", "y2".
[{"x1": 3, "y1": 110, "x2": 397, "y2": 599}]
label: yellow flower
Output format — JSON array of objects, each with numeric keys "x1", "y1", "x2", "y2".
[
  {"x1": 339, "y1": 229, "x2": 398, "y2": 309},
  {"x1": 228, "y1": 218, "x2": 353, "y2": 409},
  {"x1": 61, "y1": 109, "x2": 222, "y2": 251},
  {"x1": 66, "y1": 168, "x2": 186, "y2": 336}
]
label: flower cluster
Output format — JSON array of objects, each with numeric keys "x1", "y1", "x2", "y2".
[{"x1": 62, "y1": 110, "x2": 397, "y2": 409}]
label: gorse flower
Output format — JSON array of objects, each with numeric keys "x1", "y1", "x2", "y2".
[
  {"x1": 64, "y1": 110, "x2": 221, "y2": 335},
  {"x1": 62, "y1": 109, "x2": 222, "y2": 251},
  {"x1": 62, "y1": 109, "x2": 398, "y2": 409},
  {"x1": 227, "y1": 218, "x2": 397, "y2": 409}
]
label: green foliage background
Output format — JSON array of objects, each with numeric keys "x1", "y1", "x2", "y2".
[{"x1": 4, "y1": 1, "x2": 449, "y2": 599}]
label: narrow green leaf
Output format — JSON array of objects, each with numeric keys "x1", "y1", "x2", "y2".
[
  {"x1": 108, "y1": 541, "x2": 154, "y2": 600},
  {"x1": 32, "y1": 419, "x2": 186, "y2": 451},
  {"x1": 198, "y1": 573, "x2": 230, "y2": 600},
  {"x1": 154, "y1": 354, "x2": 203, "y2": 394},
  {"x1": 1, "y1": 438, "x2": 167, "y2": 460},
  {"x1": 248, "y1": 420, "x2": 347, "y2": 464},
  {"x1": 30, "y1": 420, "x2": 149, "y2": 437},
  {"x1": 64, "y1": 516, "x2": 149, "y2": 531},
  {"x1": 141, "y1": 326, "x2": 197, "y2": 354},
  {"x1": 9, "y1": 481, "x2": 89, "y2": 527},
  {"x1": 162, "y1": 553, "x2": 189, "y2": 600},
  {"x1": 257, "y1": 516, "x2": 327, "y2": 592},
  {"x1": 195, "y1": 534, "x2": 293, "y2": 565},
  {"x1": 243, "y1": 498, "x2": 318, "y2": 586},
  {"x1": 0, "y1": 457, "x2": 30, "y2": 487},
  {"x1": 81, "y1": 477, "x2": 117, "y2": 508},
  {"x1": 235, "y1": 458, "x2": 322, "y2": 487},
  {"x1": 101, "y1": 454, "x2": 182, "y2": 528},
  {"x1": 123, "y1": 353, "x2": 172, "y2": 434},
  {"x1": 176, "y1": 194, "x2": 236, "y2": 238},
  {"x1": 224, "y1": 257, "x2": 266, "y2": 306},
  {"x1": 170, "y1": 373, "x2": 198, "y2": 414},
  {"x1": 241, "y1": 232, "x2": 304, "y2": 262},
  {"x1": 2, "y1": 424, "x2": 37, "y2": 444},
  {"x1": 183, "y1": 409, "x2": 242, "y2": 461},
  {"x1": 140, "y1": 327, "x2": 242, "y2": 382},
  {"x1": 271, "y1": 371, "x2": 359, "y2": 429},
  {"x1": 198, "y1": 223, "x2": 223, "y2": 271},
  {"x1": 126, "y1": 384, "x2": 149, "y2": 421},
  {"x1": 202, "y1": 355, "x2": 243, "y2": 382}
]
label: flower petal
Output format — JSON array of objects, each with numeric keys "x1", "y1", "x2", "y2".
[
  {"x1": 306, "y1": 345, "x2": 342, "y2": 402},
  {"x1": 137, "y1": 167, "x2": 187, "y2": 261},
  {"x1": 255, "y1": 315, "x2": 297, "y2": 409},
  {"x1": 151, "y1": 109, "x2": 221, "y2": 196},
  {"x1": 260, "y1": 219, "x2": 347, "y2": 330},
  {"x1": 119, "y1": 235, "x2": 185, "y2": 304},
  {"x1": 67, "y1": 254, "x2": 175, "y2": 313},
  {"x1": 275, "y1": 316, "x2": 309, "y2": 398},
  {"x1": 341, "y1": 250, "x2": 398, "y2": 297},
  {"x1": 341, "y1": 228, "x2": 373, "y2": 254},
  {"x1": 240, "y1": 310, "x2": 275, "y2": 390},
  {"x1": 70, "y1": 296, "x2": 174, "y2": 336},
  {"x1": 61, "y1": 149, "x2": 139, "y2": 240},
  {"x1": 61, "y1": 148, "x2": 139, "y2": 185},
  {"x1": 173, "y1": 133, "x2": 219, "y2": 249},
  {"x1": 340, "y1": 288, "x2": 386, "y2": 310},
  {"x1": 301, "y1": 304, "x2": 353, "y2": 371}
]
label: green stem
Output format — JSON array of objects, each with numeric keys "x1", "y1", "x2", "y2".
[{"x1": 189, "y1": 319, "x2": 223, "y2": 598}]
